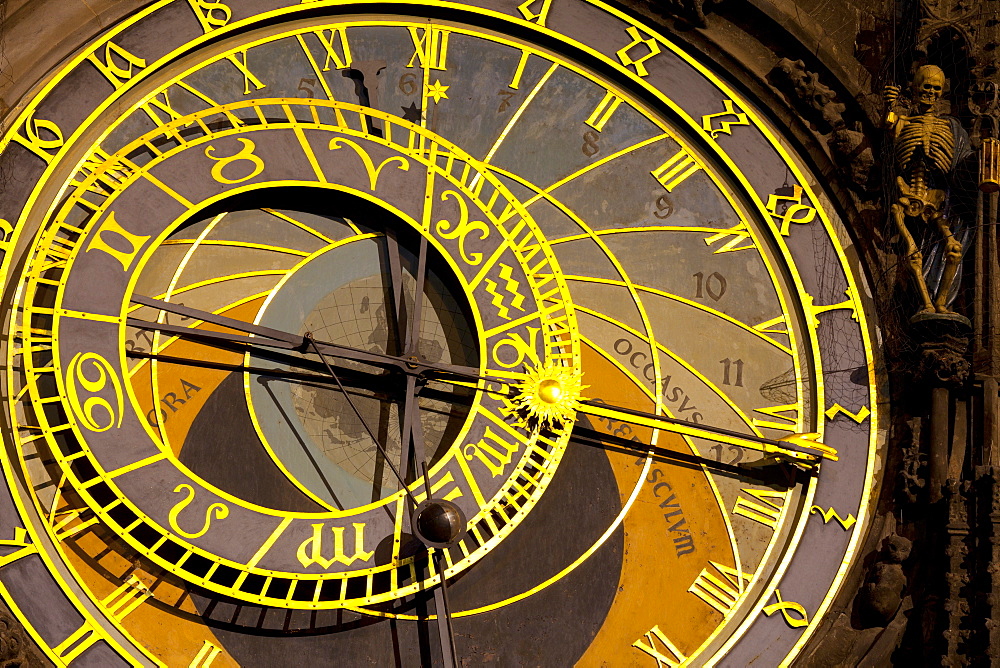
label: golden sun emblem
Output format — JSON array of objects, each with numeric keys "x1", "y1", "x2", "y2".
[{"x1": 512, "y1": 364, "x2": 586, "y2": 429}]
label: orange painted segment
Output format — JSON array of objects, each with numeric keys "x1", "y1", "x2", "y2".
[
  {"x1": 575, "y1": 343, "x2": 736, "y2": 665},
  {"x1": 129, "y1": 298, "x2": 267, "y2": 456}
]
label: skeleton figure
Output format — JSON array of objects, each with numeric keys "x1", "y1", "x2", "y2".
[{"x1": 884, "y1": 65, "x2": 970, "y2": 315}]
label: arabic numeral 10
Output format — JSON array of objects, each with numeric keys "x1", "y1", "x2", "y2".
[{"x1": 693, "y1": 271, "x2": 727, "y2": 301}]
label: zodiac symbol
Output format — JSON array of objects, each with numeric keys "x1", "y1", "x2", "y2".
[
  {"x1": 204, "y1": 138, "x2": 264, "y2": 184},
  {"x1": 168, "y1": 484, "x2": 229, "y2": 539}
]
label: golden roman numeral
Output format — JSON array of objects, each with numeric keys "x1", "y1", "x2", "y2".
[
  {"x1": 632, "y1": 625, "x2": 687, "y2": 666},
  {"x1": 53, "y1": 622, "x2": 101, "y2": 664},
  {"x1": 34, "y1": 225, "x2": 82, "y2": 272},
  {"x1": 72, "y1": 149, "x2": 139, "y2": 208},
  {"x1": 140, "y1": 88, "x2": 187, "y2": 126},
  {"x1": 651, "y1": 148, "x2": 701, "y2": 192},
  {"x1": 189, "y1": 640, "x2": 223, "y2": 667},
  {"x1": 187, "y1": 0, "x2": 232, "y2": 33},
  {"x1": 407, "y1": 26, "x2": 450, "y2": 70},
  {"x1": 688, "y1": 561, "x2": 754, "y2": 614},
  {"x1": 226, "y1": 50, "x2": 266, "y2": 95},
  {"x1": 751, "y1": 402, "x2": 800, "y2": 432},
  {"x1": 87, "y1": 41, "x2": 146, "y2": 88},
  {"x1": 508, "y1": 50, "x2": 532, "y2": 89},
  {"x1": 704, "y1": 222, "x2": 755, "y2": 253},
  {"x1": 517, "y1": 0, "x2": 553, "y2": 26},
  {"x1": 314, "y1": 27, "x2": 353, "y2": 70},
  {"x1": 0, "y1": 528, "x2": 36, "y2": 568},
  {"x1": 585, "y1": 90, "x2": 624, "y2": 132},
  {"x1": 463, "y1": 427, "x2": 522, "y2": 478},
  {"x1": 732, "y1": 488, "x2": 788, "y2": 529},
  {"x1": 297, "y1": 523, "x2": 375, "y2": 569},
  {"x1": 103, "y1": 574, "x2": 153, "y2": 621}
]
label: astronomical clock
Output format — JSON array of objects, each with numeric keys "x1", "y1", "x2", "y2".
[{"x1": 0, "y1": 0, "x2": 882, "y2": 665}]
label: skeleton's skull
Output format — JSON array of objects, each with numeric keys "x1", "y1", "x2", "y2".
[{"x1": 913, "y1": 65, "x2": 946, "y2": 107}]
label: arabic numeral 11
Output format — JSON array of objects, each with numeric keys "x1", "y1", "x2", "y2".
[{"x1": 720, "y1": 358, "x2": 744, "y2": 387}]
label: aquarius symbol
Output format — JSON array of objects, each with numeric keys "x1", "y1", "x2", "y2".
[{"x1": 484, "y1": 264, "x2": 527, "y2": 320}]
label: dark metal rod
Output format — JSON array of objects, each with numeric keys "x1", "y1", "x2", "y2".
[
  {"x1": 306, "y1": 335, "x2": 418, "y2": 508},
  {"x1": 578, "y1": 399, "x2": 816, "y2": 453}
]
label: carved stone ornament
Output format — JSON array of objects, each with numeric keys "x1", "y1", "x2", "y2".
[
  {"x1": 898, "y1": 419, "x2": 927, "y2": 505},
  {"x1": 651, "y1": 0, "x2": 720, "y2": 27},
  {"x1": 914, "y1": 333, "x2": 970, "y2": 387},
  {"x1": 859, "y1": 535, "x2": 912, "y2": 627},
  {"x1": 0, "y1": 609, "x2": 44, "y2": 668},
  {"x1": 770, "y1": 58, "x2": 873, "y2": 188}
]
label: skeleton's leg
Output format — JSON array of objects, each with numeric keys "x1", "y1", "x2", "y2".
[
  {"x1": 932, "y1": 213, "x2": 963, "y2": 313},
  {"x1": 891, "y1": 202, "x2": 934, "y2": 312}
]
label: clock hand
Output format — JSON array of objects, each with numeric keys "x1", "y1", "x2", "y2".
[
  {"x1": 571, "y1": 423, "x2": 801, "y2": 482},
  {"x1": 129, "y1": 295, "x2": 482, "y2": 379},
  {"x1": 390, "y1": 234, "x2": 461, "y2": 668},
  {"x1": 129, "y1": 295, "x2": 403, "y2": 370},
  {"x1": 575, "y1": 399, "x2": 837, "y2": 468},
  {"x1": 398, "y1": 234, "x2": 429, "y2": 482},
  {"x1": 125, "y1": 349, "x2": 394, "y2": 398},
  {"x1": 304, "y1": 334, "x2": 420, "y2": 509},
  {"x1": 131, "y1": 299, "x2": 828, "y2": 467},
  {"x1": 383, "y1": 229, "x2": 408, "y2": 357}
]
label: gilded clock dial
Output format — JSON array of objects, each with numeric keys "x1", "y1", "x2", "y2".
[{"x1": 0, "y1": 1, "x2": 879, "y2": 666}]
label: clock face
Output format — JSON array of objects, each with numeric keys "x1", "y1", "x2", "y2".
[{"x1": 0, "y1": 1, "x2": 881, "y2": 666}]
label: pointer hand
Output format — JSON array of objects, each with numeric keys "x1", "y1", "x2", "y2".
[
  {"x1": 576, "y1": 399, "x2": 837, "y2": 468},
  {"x1": 129, "y1": 295, "x2": 480, "y2": 379},
  {"x1": 130, "y1": 296, "x2": 835, "y2": 467}
]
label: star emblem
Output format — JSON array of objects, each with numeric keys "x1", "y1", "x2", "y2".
[
  {"x1": 425, "y1": 80, "x2": 450, "y2": 104},
  {"x1": 400, "y1": 101, "x2": 422, "y2": 122}
]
